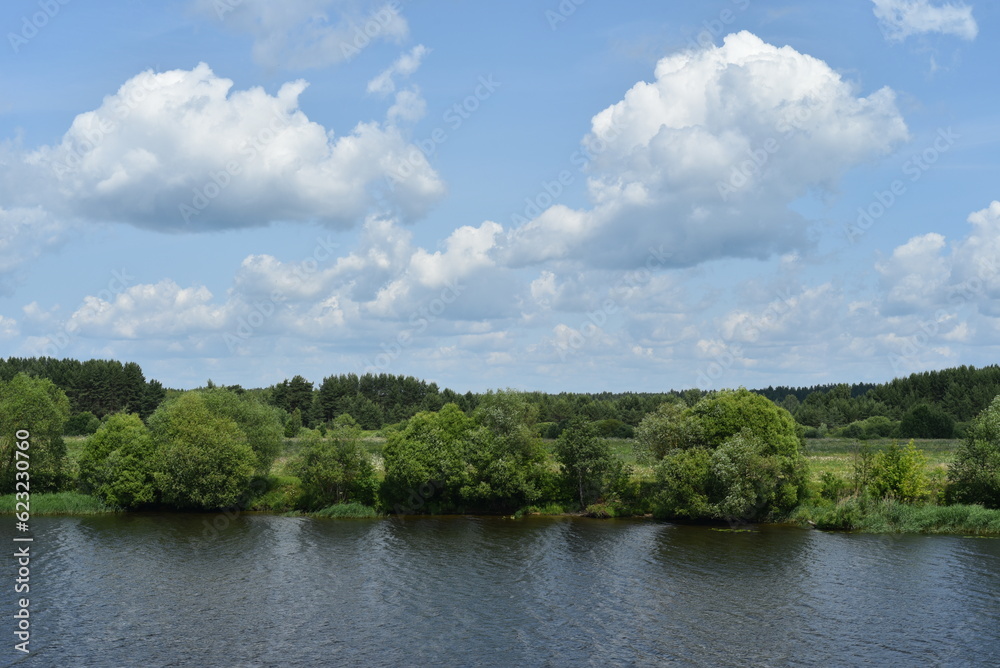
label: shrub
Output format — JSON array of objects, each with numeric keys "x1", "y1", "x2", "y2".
[
  {"x1": 899, "y1": 403, "x2": 954, "y2": 439},
  {"x1": 649, "y1": 389, "x2": 807, "y2": 522},
  {"x1": 65, "y1": 411, "x2": 101, "y2": 436},
  {"x1": 948, "y1": 395, "x2": 1000, "y2": 508},
  {"x1": 868, "y1": 440, "x2": 929, "y2": 502},
  {"x1": 78, "y1": 413, "x2": 157, "y2": 509}
]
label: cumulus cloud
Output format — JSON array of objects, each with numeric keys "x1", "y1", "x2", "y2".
[
  {"x1": 61, "y1": 217, "x2": 512, "y2": 359},
  {"x1": 5, "y1": 64, "x2": 444, "y2": 232},
  {"x1": 872, "y1": 0, "x2": 978, "y2": 41},
  {"x1": 67, "y1": 280, "x2": 228, "y2": 339},
  {"x1": 504, "y1": 31, "x2": 909, "y2": 270},
  {"x1": 194, "y1": 0, "x2": 409, "y2": 70}
]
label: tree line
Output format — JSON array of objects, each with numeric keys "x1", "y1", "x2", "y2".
[
  {"x1": 6, "y1": 356, "x2": 1000, "y2": 442},
  {"x1": 3, "y1": 369, "x2": 1000, "y2": 519}
]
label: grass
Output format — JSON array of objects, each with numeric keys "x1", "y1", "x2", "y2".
[
  {"x1": 793, "y1": 498, "x2": 1000, "y2": 535},
  {"x1": 803, "y1": 437, "x2": 958, "y2": 483},
  {"x1": 310, "y1": 502, "x2": 381, "y2": 518},
  {"x1": 0, "y1": 491, "x2": 117, "y2": 515}
]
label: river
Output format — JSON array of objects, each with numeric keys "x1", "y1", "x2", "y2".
[{"x1": 3, "y1": 514, "x2": 999, "y2": 666}]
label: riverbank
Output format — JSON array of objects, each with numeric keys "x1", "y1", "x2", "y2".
[{"x1": 7, "y1": 491, "x2": 1000, "y2": 536}]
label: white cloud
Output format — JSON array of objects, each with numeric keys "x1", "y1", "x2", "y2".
[
  {"x1": 504, "y1": 31, "x2": 909, "y2": 270},
  {"x1": 194, "y1": 0, "x2": 409, "y2": 70},
  {"x1": 367, "y1": 45, "x2": 429, "y2": 95},
  {"x1": 872, "y1": 0, "x2": 978, "y2": 42},
  {"x1": 876, "y1": 233, "x2": 951, "y2": 314},
  {"x1": 68, "y1": 280, "x2": 228, "y2": 339},
  {"x1": 875, "y1": 202, "x2": 1000, "y2": 317},
  {"x1": 6, "y1": 64, "x2": 445, "y2": 232}
]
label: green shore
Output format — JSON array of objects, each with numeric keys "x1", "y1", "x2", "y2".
[{"x1": 7, "y1": 434, "x2": 1000, "y2": 535}]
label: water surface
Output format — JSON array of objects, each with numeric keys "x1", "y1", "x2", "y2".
[{"x1": 3, "y1": 514, "x2": 999, "y2": 666}]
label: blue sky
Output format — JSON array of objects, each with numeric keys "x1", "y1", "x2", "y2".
[{"x1": 1, "y1": 0, "x2": 998, "y2": 393}]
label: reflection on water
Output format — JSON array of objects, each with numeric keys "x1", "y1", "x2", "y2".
[{"x1": 3, "y1": 515, "x2": 999, "y2": 666}]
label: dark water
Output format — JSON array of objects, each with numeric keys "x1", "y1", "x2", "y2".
[{"x1": 3, "y1": 514, "x2": 1000, "y2": 667}]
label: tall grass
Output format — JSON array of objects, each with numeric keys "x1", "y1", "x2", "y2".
[
  {"x1": 0, "y1": 492, "x2": 117, "y2": 515},
  {"x1": 793, "y1": 498, "x2": 1000, "y2": 535},
  {"x1": 310, "y1": 502, "x2": 381, "y2": 518}
]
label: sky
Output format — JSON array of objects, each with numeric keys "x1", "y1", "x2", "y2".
[{"x1": 1, "y1": 0, "x2": 998, "y2": 394}]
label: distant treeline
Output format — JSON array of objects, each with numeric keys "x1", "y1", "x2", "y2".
[
  {"x1": 0, "y1": 357, "x2": 165, "y2": 421},
  {"x1": 4, "y1": 356, "x2": 1000, "y2": 440}
]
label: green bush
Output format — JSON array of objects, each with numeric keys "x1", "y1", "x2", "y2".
[
  {"x1": 0, "y1": 373, "x2": 71, "y2": 493},
  {"x1": 794, "y1": 498, "x2": 1000, "y2": 535},
  {"x1": 293, "y1": 417, "x2": 378, "y2": 510},
  {"x1": 859, "y1": 416, "x2": 897, "y2": 439},
  {"x1": 646, "y1": 389, "x2": 807, "y2": 522},
  {"x1": 78, "y1": 412, "x2": 157, "y2": 509},
  {"x1": 868, "y1": 440, "x2": 929, "y2": 502},
  {"x1": 148, "y1": 392, "x2": 258, "y2": 510},
  {"x1": 593, "y1": 419, "x2": 635, "y2": 439},
  {"x1": 899, "y1": 403, "x2": 954, "y2": 439},
  {"x1": 65, "y1": 411, "x2": 101, "y2": 436},
  {"x1": 311, "y1": 502, "x2": 381, "y2": 518},
  {"x1": 948, "y1": 395, "x2": 1000, "y2": 508}
]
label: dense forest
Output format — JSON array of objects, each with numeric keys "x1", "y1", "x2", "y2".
[
  {"x1": 3, "y1": 357, "x2": 1000, "y2": 440},
  {"x1": 2, "y1": 357, "x2": 1000, "y2": 527}
]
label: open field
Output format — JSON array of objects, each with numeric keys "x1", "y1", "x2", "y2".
[{"x1": 802, "y1": 437, "x2": 959, "y2": 483}]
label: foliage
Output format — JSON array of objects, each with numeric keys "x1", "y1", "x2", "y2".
[
  {"x1": 687, "y1": 389, "x2": 802, "y2": 456},
  {"x1": 197, "y1": 388, "x2": 285, "y2": 474},
  {"x1": 0, "y1": 357, "x2": 164, "y2": 419},
  {"x1": 0, "y1": 491, "x2": 116, "y2": 515},
  {"x1": 0, "y1": 373, "x2": 72, "y2": 492},
  {"x1": 793, "y1": 498, "x2": 1000, "y2": 535},
  {"x1": 148, "y1": 392, "x2": 258, "y2": 510},
  {"x1": 78, "y1": 412, "x2": 157, "y2": 509},
  {"x1": 592, "y1": 418, "x2": 634, "y2": 439},
  {"x1": 636, "y1": 400, "x2": 694, "y2": 460},
  {"x1": 948, "y1": 395, "x2": 1000, "y2": 508},
  {"x1": 65, "y1": 411, "x2": 102, "y2": 436},
  {"x1": 284, "y1": 408, "x2": 304, "y2": 438},
  {"x1": 381, "y1": 403, "x2": 475, "y2": 513},
  {"x1": 310, "y1": 502, "x2": 381, "y2": 518},
  {"x1": 653, "y1": 448, "x2": 713, "y2": 519},
  {"x1": 293, "y1": 417, "x2": 378, "y2": 510},
  {"x1": 464, "y1": 390, "x2": 547, "y2": 512},
  {"x1": 555, "y1": 418, "x2": 627, "y2": 509},
  {"x1": 899, "y1": 403, "x2": 954, "y2": 439},
  {"x1": 867, "y1": 440, "x2": 929, "y2": 502},
  {"x1": 247, "y1": 475, "x2": 303, "y2": 512},
  {"x1": 648, "y1": 389, "x2": 807, "y2": 521}
]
